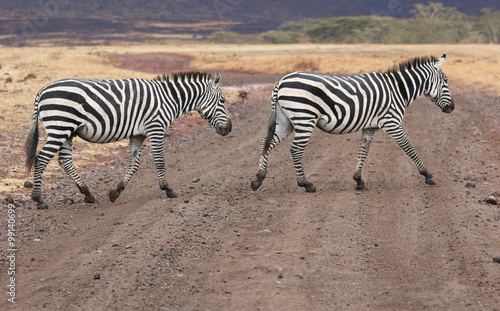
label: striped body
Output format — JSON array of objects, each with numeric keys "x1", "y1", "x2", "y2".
[
  {"x1": 251, "y1": 54, "x2": 454, "y2": 192},
  {"x1": 26, "y1": 72, "x2": 232, "y2": 209},
  {"x1": 38, "y1": 78, "x2": 188, "y2": 144},
  {"x1": 278, "y1": 72, "x2": 392, "y2": 134}
]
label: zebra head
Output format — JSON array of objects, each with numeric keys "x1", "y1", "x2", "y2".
[
  {"x1": 424, "y1": 53, "x2": 454, "y2": 113},
  {"x1": 197, "y1": 73, "x2": 232, "y2": 136}
]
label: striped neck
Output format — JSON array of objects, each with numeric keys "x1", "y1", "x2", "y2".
[
  {"x1": 386, "y1": 69, "x2": 427, "y2": 106},
  {"x1": 385, "y1": 57, "x2": 434, "y2": 107},
  {"x1": 155, "y1": 72, "x2": 211, "y2": 118}
]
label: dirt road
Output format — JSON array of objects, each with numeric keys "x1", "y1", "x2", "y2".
[{"x1": 2, "y1": 72, "x2": 500, "y2": 310}]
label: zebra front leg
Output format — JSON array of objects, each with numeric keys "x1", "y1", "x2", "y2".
[
  {"x1": 353, "y1": 129, "x2": 377, "y2": 190},
  {"x1": 148, "y1": 131, "x2": 178, "y2": 198},
  {"x1": 109, "y1": 136, "x2": 146, "y2": 202},
  {"x1": 383, "y1": 126, "x2": 435, "y2": 185},
  {"x1": 290, "y1": 127, "x2": 316, "y2": 193},
  {"x1": 58, "y1": 139, "x2": 95, "y2": 203}
]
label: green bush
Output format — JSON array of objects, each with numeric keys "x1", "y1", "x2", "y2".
[
  {"x1": 304, "y1": 16, "x2": 394, "y2": 43},
  {"x1": 258, "y1": 31, "x2": 301, "y2": 44},
  {"x1": 206, "y1": 3, "x2": 500, "y2": 44}
]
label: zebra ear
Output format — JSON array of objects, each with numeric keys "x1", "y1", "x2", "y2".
[
  {"x1": 212, "y1": 73, "x2": 221, "y2": 85},
  {"x1": 434, "y1": 53, "x2": 446, "y2": 69}
]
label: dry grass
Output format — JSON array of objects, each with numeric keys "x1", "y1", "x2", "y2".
[
  {"x1": 1, "y1": 43, "x2": 498, "y2": 193},
  {"x1": 188, "y1": 44, "x2": 500, "y2": 95}
]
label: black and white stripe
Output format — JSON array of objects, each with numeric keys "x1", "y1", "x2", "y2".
[
  {"x1": 26, "y1": 72, "x2": 232, "y2": 209},
  {"x1": 251, "y1": 53, "x2": 454, "y2": 192}
]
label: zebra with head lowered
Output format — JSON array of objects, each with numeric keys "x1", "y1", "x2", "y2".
[
  {"x1": 26, "y1": 72, "x2": 232, "y2": 209},
  {"x1": 251, "y1": 53, "x2": 454, "y2": 193}
]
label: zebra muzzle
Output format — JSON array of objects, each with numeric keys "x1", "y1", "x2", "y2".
[
  {"x1": 442, "y1": 98, "x2": 455, "y2": 113},
  {"x1": 216, "y1": 118, "x2": 232, "y2": 136}
]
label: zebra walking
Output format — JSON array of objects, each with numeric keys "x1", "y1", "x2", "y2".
[
  {"x1": 251, "y1": 53, "x2": 454, "y2": 193},
  {"x1": 26, "y1": 72, "x2": 232, "y2": 209}
]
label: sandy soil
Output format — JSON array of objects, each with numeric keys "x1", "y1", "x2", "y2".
[{"x1": 2, "y1": 52, "x2": 500, "y2": 311}]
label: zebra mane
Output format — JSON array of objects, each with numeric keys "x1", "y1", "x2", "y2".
[
  {"x1": 386, "y1": 55, "x2": 435, "y2": 74},
  {"x1": 154, "y1": 71, "x2": 211, "y2": 83}
]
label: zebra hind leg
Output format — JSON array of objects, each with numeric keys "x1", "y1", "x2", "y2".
[
  {"x1": 353, "y1": 129, "x2": 376, "y2": 190},
  {"x1": 251, "y1": 103, "x2": 293, "y2": 191},
  {"x1": 31, "y1": 135, "x2": 68, "y2": 209},
  {"x1": 290, "y1": 126, "x2": 316, "y2": 193},
  {"x1": 109, "y1": 135, "x2": 146, "y2": 202},
  {"x1": 250, "y1": 135, "x2": 275, "y2": 191},
  {"x1": 58, "y1": 139, "x2": 95, "y2": 203}
]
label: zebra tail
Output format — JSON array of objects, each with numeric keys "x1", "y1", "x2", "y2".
[
  {"x1": 262, "y1": 81, "x2": 280, "y2": 155},
  {"x1": 25, "y1": 96, "x2": 40, "y2": 175}
]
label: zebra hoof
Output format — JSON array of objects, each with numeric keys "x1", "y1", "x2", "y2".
[
  {"x1": 353, "y1": 173, "x2": 366, "y2": 190},
  {"x1": 425, "y1": 177, "x2": 436, "y2": 185},
  {"x1": 37, "y1": 202, "x2": 49, "y2": 210},
  {"x1": 304, "y1": 182, "x2": 316, "y2": 193},
  {"x1": 251, "y1": 179, "x2": 262, "y2": 191},
  {"x1": 84, "y1": 194, "x2": 96, "y2": 203},
  {"x1": 109, "y1": 190, "x2": 120, "y2": 203},
  {"x1": 424, "y1": 173, "x2": 436, "y2": 185},
  {"x1": 167, "y1": 190, "x2": 178, "y2": 198},
  {"x1": 355, "y1": 180, "x2": 366, "y2": 190}
]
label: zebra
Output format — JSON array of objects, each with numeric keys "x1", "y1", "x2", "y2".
[
  {"x1": 251, "y1": 53, "x2": 454, "y2": 193},
  {"x1": 25, "y1": 72, "x2": 232, "y2": 209}
]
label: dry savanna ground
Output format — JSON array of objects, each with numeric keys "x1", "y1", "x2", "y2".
[
  {"x1": 0, "y1": 43, "x2": 499, "y2": 310},
  {"x1": 1, "y1": 44, "x2": 499, "y2": 192}
]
